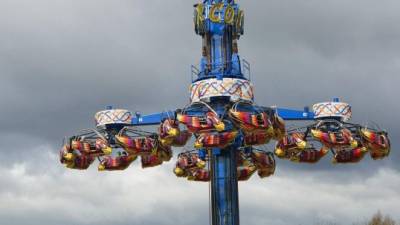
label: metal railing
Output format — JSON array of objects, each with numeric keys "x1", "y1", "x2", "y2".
[
  {"x1": 191, "y1": 59, "x2": 251, "y2": 82},
  {"x1": 242, "y1": 59, "x2": 251, "y2": 80}
]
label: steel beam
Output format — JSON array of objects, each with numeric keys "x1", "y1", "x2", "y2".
[{"x1": 211, "y1": 146, "x2": 240, "y2": 225}]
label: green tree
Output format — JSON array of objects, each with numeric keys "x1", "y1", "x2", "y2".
[{"x1": 367, "y1": 211, "x2": 397, "y2": 225}]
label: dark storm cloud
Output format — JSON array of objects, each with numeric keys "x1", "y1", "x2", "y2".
[
  {"x1": 1, "y1": 0, "x2": 399, "y2": 146},
  {"x1": 0, "y1": 0, "x2": 196, "y2": 142},
  {"x1": 0, "y1": 0, "x2": 399, "y2": 224},
  {"x1": 0, "y1": 147, "x2": 398, "y2": 225},
  {"x1": 239, "y1": 0, "x2": 400, "y2": 169}
]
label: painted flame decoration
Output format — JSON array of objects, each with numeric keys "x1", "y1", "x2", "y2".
[
  {"x1": 174, "y1": 152, "x2": 210, "y2": 182},
  {"x1": 194, "y1": 131, "x2": 238, "y2": 149},
  {"x1": 158, "y1": 119, "x2": 192, "y2": 147},
  {"x1": 360, "y1": 128, "x2": 390, "y2": 160},
  {"x1": 270, "y1": 114, "x2": 286, "y2": 140},
  {"x1": 332, "y1": 147, "x2": 368, "y2": 164},
  {"x1": 229, "y1": 110, "x2": 273, "y2": 133},
  {"x1": 174, "y1": 153, "x2": 206, "y2": 176},
  {"x1": 60, "y1": 145, "x2": 95, "y2": 170},
  {"x1": 159, "y1": 119, "x2": 180, "y2": 139},
  {"x1": 177, "y1": 112, "x2": 225, "y2": 132},
  {"x1": 295, "y1": 147, "x2": 329, "y2": 163},
  {"x1": 115, "y1": 135, "x2": 156, "y2": 155},
  {"x1": 275, "y1": 132, "x2": 307, "y2": 158},
  {"x1": 250, "y1": 151, "x2": 276, "y2": 178},
  {"x1": 99, "y1": 154, "x2": 137, "y2": 171},
  {"x1": 311, "y1": 128, "x2": 358, "y2": 149}
]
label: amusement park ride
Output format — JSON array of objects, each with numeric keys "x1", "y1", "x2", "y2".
[{"x1": 59, "y1": 1, "x2": 391, "y2": 225}]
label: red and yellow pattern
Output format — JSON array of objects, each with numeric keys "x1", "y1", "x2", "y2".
[
  {"x1": 65, "y1": 155, "x2": 95, "y2": 170},
  {"x1": 170, "y1": 131, "x2": 192, "y2": 147},
  {"x1": 60, "y1": 146, "x2": 95, "y2": 170},
  {"x1": 244, "y1": 131, "x2": 273, "y2": 146},
  {"x1": 177, "y1": 112, "x2": 225, "y2": 132},
  {"x1": 332, "y1": 147, "x2": 368, "y2": 163},
  {"x1": 251, "y1": 151, "x2": 275, "y2": 178},
  {"x1": 270, "y1": 114, "x2": 286, "y2": 140},
  {"x1": 360, "y1": 128, "x2": 390, "y2": 160},
  {"x1": 194, "y1": 131, "x2": 238, "y2": 148},
  {"x1": 141, "y1": 146, "x2": 172, "y2": 168},
  {"x1": 115, "y1": 135, "x2": 156, "y2": 155},
  {"x1": 98, "y1": 154, "x2": 137, "y2": 171},
  {"x1": 59, "y1": 145, "x2": 74, "y2": 164},
  {"x1": 188, "y1": 169, "x2": 210, "y2": 182},
  {"x1": 158, "y1": 119, "x2": 180, "y2": 145},
  {"x1": 70, "y1": 139, "x2": 112, "y2": 156},
  {"x1": 294, "y1": 147, "x2": 329, "y2": 163},
  {"x1": 274, "y1": 133, "x2": 307, "y2": 158},
  {"x1": 237, "y1": 165, "x2": 257, "y2": 181},
  {"x1": 174, "y1": 153, "x2": 206, "y2": 178},
  {"x1": 141, "y1": 154, "x2": 163, "y2": 168},
  {"x1": 229, "y1": 111, "x2": 272, "y2": 132},
  {"x1": 311, "y1": 128, "x2": 358, "y2": 149}
]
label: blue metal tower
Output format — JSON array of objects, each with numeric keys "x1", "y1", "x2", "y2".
[{"x1": 193, "y1": 1, "x2": 246, "y2": 223}]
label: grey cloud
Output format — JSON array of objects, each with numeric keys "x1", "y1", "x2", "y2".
[{"x1": 0, "y1": 146, "x2": 398, "y2": 225}]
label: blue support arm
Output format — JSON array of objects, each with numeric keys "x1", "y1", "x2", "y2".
[
  {"x1": 131, "y1": 111, "x2": 176, "y2": 126},
  {"x1": 276, "y1": 107, "x2": 315, "y2": 120}
]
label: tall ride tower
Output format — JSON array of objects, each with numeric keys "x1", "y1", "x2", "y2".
[
  {"x1": 192, "y1": 1, "x2": 247, "y2": 224},
  {"x1": 58, "y1": 1, "x2": 391, "y2": 225}
]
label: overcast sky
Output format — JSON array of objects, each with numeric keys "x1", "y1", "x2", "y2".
[{"x1": 0, "y1": 0, "x2": 399, "y2": 225}]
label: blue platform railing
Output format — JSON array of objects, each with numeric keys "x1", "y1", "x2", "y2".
[
  {"x1": 191, "y1": 59, "x2": 251, "y2": 82},
  {"x1": 242, "y1": 59, "x2": 251, "y2": 80}
]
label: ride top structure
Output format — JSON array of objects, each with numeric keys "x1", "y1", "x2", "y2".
[{"x1": 59, "y1": 1, "x2": 391, "y2": 225}]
